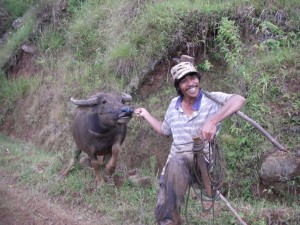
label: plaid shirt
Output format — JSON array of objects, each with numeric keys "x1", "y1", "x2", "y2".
[{"x1": 161, "y1": 90, "x2": 233, "y2": 161}]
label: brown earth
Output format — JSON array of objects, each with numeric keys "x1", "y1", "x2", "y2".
[{"x1": 0, "y1": 168, "x2": 110, "y2": 225}]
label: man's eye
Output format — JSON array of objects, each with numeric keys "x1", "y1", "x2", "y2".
[{"x1": 181, "y1": 80, "x2": 187, "y2": 85}]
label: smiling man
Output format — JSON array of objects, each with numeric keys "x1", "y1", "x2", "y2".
[{"x1": 135, "y1": 58, "x2": 245, "y2": 225}]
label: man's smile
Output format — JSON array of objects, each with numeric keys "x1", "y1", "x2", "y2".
[{"x1": 185, "y1": 86, "x2": 198, "y2": 94}]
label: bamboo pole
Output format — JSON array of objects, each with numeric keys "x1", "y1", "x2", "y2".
[
  {"x1": 216, "y1": 191, "x2": 248, "y2": 225},
  {"x1": 193, "y1": 136, "x2": 213, "y2": 198}
]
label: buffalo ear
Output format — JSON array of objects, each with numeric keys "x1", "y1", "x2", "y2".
[{"x1": 121, "y1": 93, "x2": 132, "y2": 102}]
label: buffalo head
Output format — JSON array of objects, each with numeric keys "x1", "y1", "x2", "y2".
[{"x1": 71, "y1": 92, "x2": 133, "y2": 127}]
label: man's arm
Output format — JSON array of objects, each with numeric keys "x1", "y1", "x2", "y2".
[
  {"x1": 201, "y1": 94, "x2": 245, "y2": 141},
  {"x1": 134, "y1": 108, "x2": 166, "y2": 136}
]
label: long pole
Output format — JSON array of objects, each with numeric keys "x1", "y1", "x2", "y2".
[{"x1": 217, "y1": 191, "x2": 248, "y2": 225}]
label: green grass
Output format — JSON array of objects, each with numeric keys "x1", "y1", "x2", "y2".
[
  {"x1": 0, "y1": 13, "x2": 35, "y2": 69},
  {"x1": 0, "y1": 72, "x2": 42, "y2": 125},
  {"x1": 0, "y1": 134, "x2": 158, "y2": 224},
  {"x1": 63, "y1": 0, "x2": 254, "y2": 94},
  {"x1": 1, "y1": 135, "x2": 299, "y2": 224},
  {"x1": 1, "y1": 0, "x2": 38, "y2": 18}
]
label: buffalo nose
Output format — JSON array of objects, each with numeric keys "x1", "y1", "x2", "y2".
[{"x1": 121, "y1": 107, "x2": 134, "y2": 115}]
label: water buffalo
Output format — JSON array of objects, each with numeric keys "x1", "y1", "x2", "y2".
[{"x1": 59, "y1": 92, "x2": 133, "y2": 186}]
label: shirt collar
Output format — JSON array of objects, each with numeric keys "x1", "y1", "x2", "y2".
[{"x1": 175, "y1": 89, "x2": 203, "y2": 110}]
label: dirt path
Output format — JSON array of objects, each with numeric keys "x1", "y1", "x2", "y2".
[{"x1": 0, "y1": 170, "x2": 106, "y2": 225}]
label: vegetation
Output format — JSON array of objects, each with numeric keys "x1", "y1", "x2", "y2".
[{"x1": 0, "y1": 0, "x2": 299, "y2": 224}]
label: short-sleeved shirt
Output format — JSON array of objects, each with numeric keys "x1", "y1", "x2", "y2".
[{"x1": 161, "y1": 90, "x2": 234, "y2": 166}]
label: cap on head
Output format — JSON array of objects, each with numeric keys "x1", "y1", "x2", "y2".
[{"x1": 171, "y1": 61, "x2": 199, "y2": 80}]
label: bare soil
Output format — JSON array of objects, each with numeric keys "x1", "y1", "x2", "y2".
[{"x1": 0, "y1": 169, "x2": 107, "y2": 225}]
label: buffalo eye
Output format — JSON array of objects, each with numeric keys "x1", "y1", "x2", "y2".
[{"x1": 101, "y1": 99, "x2": 107, "y2": 104}]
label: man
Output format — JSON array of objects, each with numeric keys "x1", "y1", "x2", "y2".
[{"x1": 134, "y1": 57, "x2": 245, "y2": 225}]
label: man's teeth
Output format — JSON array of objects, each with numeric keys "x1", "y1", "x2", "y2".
[{"x1": 187, "y1": 87, "x2": 196, "y2": 93}]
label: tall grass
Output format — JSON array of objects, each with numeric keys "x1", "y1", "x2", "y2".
[
  {"x1": 0, "y1": 13, "x2": 35, "y2": 69},
  {"x1": 1, "y1": 0, "x2": 38, "y2": 18},
  {"x1": 0, "y1": 73, "x2": 42, "y2": 124},
  {"x1": 64, "y1": 0, "x2": 252, "y2": 94}
]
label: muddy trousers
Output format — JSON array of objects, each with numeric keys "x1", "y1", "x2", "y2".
[{"x1": 155, "y1": 155, "x2": 193, "y2": 225}]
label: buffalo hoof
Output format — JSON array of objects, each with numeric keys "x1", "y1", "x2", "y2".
[
  {"x1": 79, "y1": 156, "x2": 91, "y2": 167},
  {"x1": 94, "y1": 179, "x2": 106, "y2": 190},
  {"x1": 105, "y1": 165, "x2": 116, "y2": 175},
  {"x1": 159, "y1": 219, "x2": 175, "y2": 225},
  {"x1": 104, "y1": 174, "x2": 114, "y2": 184}
]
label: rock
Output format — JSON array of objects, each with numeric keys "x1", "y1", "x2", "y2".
[
  {"x1": 180, "y1": 55, "x2": 195, "y2": 64},
  {"x1": 128, "y1": 174, "x2": 153, "y2": 188},
  {"x1": 12, "y1": 17, "x2": 24, "y2": 30},
  {"x1": 259, "y1": 151, "x2": 300, "y2": 185},
  {"x1": 22, "y1": 45, "x2": 36, "y2": 54}
]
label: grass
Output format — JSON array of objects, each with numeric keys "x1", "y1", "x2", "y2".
[
  {"x1": 63, "y1": 0, "x2": 257, "y2": 94},
  {"x1": 1, "y1": 134, "x2": 299, "y2": 224},
  {"x1": 0, "y1": 134, "x2": 158, "y2": 224},
  {"x1": 1, "y1": 0, "x2": 38, "y2": 18},
  {"x1": 0, "y1": 72, "x2": 42, "y2": 125},
  {"x1": 0, "y1": 13, "x2": 35, "y2": 69}
]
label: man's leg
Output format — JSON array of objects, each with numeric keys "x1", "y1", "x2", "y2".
[{"x1": 155, "y1": 155, "x2": 192, "y2": 225}]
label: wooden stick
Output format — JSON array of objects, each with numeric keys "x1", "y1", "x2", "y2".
[
  {"x1": 202, "y1": 90, "x2": 287, "y2": 152},
  {"x1": 216, "y1": 191, "x2": 248, "y2": 225},
  {"x1": 193, "y1": 136, "x2": 212, "y2": 198}
]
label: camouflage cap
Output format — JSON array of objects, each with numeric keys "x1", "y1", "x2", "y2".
[{"x1": 170, "y1": 61, "x2": 199, "y2": 80}]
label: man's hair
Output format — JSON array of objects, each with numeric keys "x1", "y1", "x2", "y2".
[{"x1": 174, "y1": 72, "x2": 201, "y2": 97}]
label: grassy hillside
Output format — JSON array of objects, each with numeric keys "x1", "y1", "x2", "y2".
[{"x1": 0, "y1": 0, "x2": 299, "y2": 224}]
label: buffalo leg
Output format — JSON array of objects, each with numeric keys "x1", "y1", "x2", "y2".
[
  {"x1": 105, "y1": 143, "x2": 120, "y2": 175},
  {"x1": 58, "y1": 147, "x2": 81, "y2": 180},
  {"x1": 91, "y1": 157, "x2": 105, "y2": 186}
]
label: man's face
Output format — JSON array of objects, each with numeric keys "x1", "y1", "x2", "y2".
[{"x1": 179, "y1": 74, "x2": 200, "y2": 98}]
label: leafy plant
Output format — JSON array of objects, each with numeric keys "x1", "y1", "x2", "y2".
[
  {"x1": 216, "y1": 17, "x2": 242, "y2": 66},
  {"x1": 197, "y1": 59, "x2": 213, "y2": 72}
]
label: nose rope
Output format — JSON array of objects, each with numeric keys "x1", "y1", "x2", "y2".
[
  {"x1": 184, "y1": 138, "x2": 226, "y2": 224},
  {"x1": 98, "y1": 107, "x2": 134, "y2": 115}
]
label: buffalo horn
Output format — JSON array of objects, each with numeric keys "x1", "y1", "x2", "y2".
[
  {"x1": 70, "y1": 97, "x2": 98, "y2": 106},
  {"x1": 121, "y1": 93, "x2": 132, "y2": 102}
]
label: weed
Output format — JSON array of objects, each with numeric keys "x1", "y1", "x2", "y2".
[
  {"x1": 2, "y1": 0, "x2": 38, "y2": 18},
  {"x1": 216, "y1": 17, "x2": 242, "y2": 66},
  {"x1": 38, "y1": 27, "x2": 65, "y2": 53},
  {"x1": 0, "y1": 75, "x2": 42, "y2": 125},
  {"x1": 0, "y1": 13, "x2": 35, "y2": 68},
  {"x1": 197, "y1": 59, "x2": 213, "y2": 72}
]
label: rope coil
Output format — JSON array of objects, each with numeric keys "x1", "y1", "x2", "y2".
[
  {"x1": 185, "y1": 138, "x2": 227, "y2": 223},
  {"x1": 192, "y1": 139, "x2": 226, "y2": 197}
]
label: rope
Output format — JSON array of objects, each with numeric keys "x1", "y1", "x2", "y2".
[{"x1": 184, "y1": 138, "x2": 226, "y2": 224}]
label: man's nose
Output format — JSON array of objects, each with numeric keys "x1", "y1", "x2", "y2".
[{"x1": 187, "y1": 78, "x2": 194, "y2": 85}]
